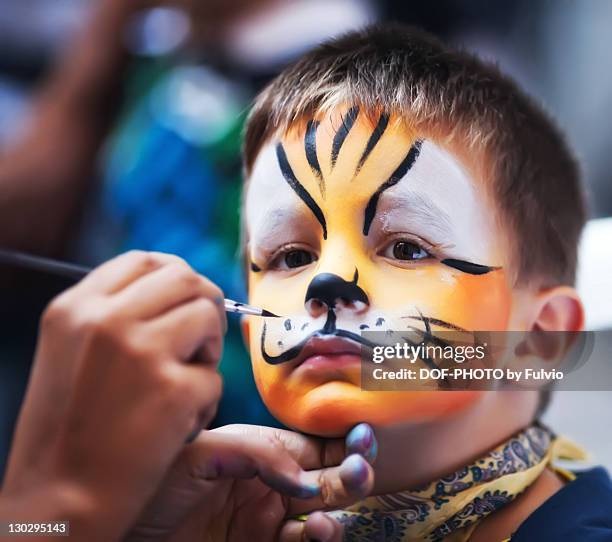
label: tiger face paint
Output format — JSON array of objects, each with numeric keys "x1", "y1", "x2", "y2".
[{"x1": 244, "y1": 108, "x2": 512, "y2": 436}]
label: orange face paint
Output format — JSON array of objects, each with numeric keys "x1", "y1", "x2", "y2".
[{"x1": 244, "y1": 108, "x2": 512, "y2": 436}]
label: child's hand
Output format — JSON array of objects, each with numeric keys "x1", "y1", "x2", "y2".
[
  {"x1": 125, "y1": 423, "x2": 377, "y2": 542},
  {"x1": 2, "y1": 251, "x2": 226, "y2": 540}
]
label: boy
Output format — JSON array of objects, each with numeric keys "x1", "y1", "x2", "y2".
[{"x1": 240, "y1": 24, "x2": 612, "y2": 540}]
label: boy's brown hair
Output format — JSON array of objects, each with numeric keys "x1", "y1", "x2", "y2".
[{"x1": 243, "y1": 23, "x2": 587, "y2": 287}]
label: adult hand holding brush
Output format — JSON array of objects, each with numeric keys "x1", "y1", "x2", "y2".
[
  {"x1": 0, "y1": 251, "x2": 375, "y2": 541},
  {"x1": 1, "y1": 251, "x2": 226, "y2": 540}
]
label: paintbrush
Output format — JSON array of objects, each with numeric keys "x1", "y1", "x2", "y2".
[{"x1": 0, "y1": 248, "x2": 279, "y2": 318}]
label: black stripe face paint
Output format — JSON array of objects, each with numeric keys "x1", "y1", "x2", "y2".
[
  {"x1": 363, "y1": 139, "x2": 423, "y2": 235},
  {"x1": 355, "y1": 113, "x2": 389, "y2": 174},
  {"x1": 260, "y1": 321, "x2": 381, "y2": 365},
  {"x1": 441, "y1": 258, "x2": 500, "y2": 275},
  {"x1": 261, "y1": 322, "x2": 308, "y2": 364},
  {"x1": 304, "y1": 120, "x2": 325, "y2": 197},
  {"x1": 401, "y1": 314, "x2": 468, "y2": 332},
  {"x1": 276, "y1": 143, "x2": 328, "y2": 239},
  {"x1": 331, "y1": 106, "x2": 359, "y2": 169}
]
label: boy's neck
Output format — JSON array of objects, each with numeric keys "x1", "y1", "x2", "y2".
[{"x1": 370, "y1": 391, "x2": 539, "y2": 494}]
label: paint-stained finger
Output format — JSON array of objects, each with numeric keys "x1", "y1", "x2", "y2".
[
  {"x1": 288, "y1": 454, "x2": 374, "y2": 515},
  {"x1": 182, "y1": 430, "x2": 321, "y2": 499},
  {"x1": 345, "y1": 423, "x2": 378, "y2": 464},
  {"x1": 213, "y1": 423, "x2": 377, "y2": 470}
]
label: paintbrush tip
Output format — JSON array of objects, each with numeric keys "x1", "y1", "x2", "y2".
[{"x1": 261, "y1": 309, "x2": 280, "y2": 318}]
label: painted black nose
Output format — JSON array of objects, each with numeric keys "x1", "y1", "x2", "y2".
[{"x1": 304, "y1": 272, "x2": 369, "y2": 311}]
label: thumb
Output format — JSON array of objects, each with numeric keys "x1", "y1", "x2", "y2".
[{"x1": 279, "y1": 511, "x2": 344, "y2": 542}]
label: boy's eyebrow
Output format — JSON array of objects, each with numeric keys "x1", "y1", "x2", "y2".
[
  {"x1": 376, "y1": 191, "x2": 454, "y2": 239},
  {"x1": 250, "y1": 206, "x2": 308, "y2": 248}
]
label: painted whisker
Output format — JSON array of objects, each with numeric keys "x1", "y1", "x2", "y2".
[
  {"x1": 260, "y1": 321, "x2": 382, "y2": 365},
  {"x1": 400, "y1": 314, "x2": 468, "y2": 332}
]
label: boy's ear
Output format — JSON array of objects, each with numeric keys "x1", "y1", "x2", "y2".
[
  {"x1": 530, "y1": 285, "x2": 584, "y2": 333},
  {"x1": 240, "y1": 315, "x2": 251, "y2": 350},
  {"x1": 517, "y1": 286, "x2": 584, "y2": 361}
]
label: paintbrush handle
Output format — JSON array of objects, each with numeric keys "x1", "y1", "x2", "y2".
[
  {"x1": 0, "y1": 249, "x2": 90, "y2": 280},
  {"x1": 0, "y1": 249, "x2": 277, "y2": 318}
]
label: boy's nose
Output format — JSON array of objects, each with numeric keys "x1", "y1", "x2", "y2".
[{"x1": 304, "y1": 272, "x2": 369, "y2": 317}]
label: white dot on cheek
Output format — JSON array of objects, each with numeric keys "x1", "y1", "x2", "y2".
[{"x1": 353, "y1": 301, "x2": 367, "y2": 313}]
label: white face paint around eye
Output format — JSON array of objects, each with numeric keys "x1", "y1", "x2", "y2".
[
  {"x1": 374, "y1": 140, "x2": 498, "y2": 264},
  {"x1": 246, "y1": 143, "x2": 321, "y2": 263}
]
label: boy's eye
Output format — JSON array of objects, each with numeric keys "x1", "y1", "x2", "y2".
[
  {"x1": 269, "y1": 248, "x2": 317, "y2": 270},
  {"x1": 285, "y1": 250, "x2": 315, "y2": 268},
  {"x1": 383, "y1": 240, "x2": 431, "y2": 261}
]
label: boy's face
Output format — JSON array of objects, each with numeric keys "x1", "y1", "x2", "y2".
[{"x1": 244, "y1": 108, "x2": 513, "y2": 436}]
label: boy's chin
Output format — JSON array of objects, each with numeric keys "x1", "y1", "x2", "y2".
[{"x1": 267, "y1": 382, "x2": 483, "y2": 437}]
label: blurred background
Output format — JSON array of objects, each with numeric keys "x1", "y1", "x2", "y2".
[{"x1": 1, "y1": 0, "x2": 611, "y2": 478}]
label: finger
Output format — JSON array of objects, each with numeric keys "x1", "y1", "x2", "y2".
[
  {"x1": 167, "y1": 365, "x2": 223, "y2": 436},
  {"x1": 114, "y1": 260, "x2": 226, "y2": 324},
  {"x1": 278, "y1": 519, "x2": 304, "y2": 542},
  {"x1": 182, "y1": 431, "x2": 322, "y2": 499},
  {"x1": 345, "y1": 423, "x2": 378, "y2": 464},
  {"x1": 182, "y1": 365, "x2": 226, "y2": 439},
  {"x1": 77, "y1": 250, "x2": 182, "y2": 294},
  {"x1": 149, "y1": 297, "x2": 225, "y2": 365},
  {"x1": 279, "y1": 512, "x2": 343, "y2": 542},
  {"x1": 288, "y1": 454, "x2": 374, "y2": 516},
  {"x1": 214, "y1": 423, "x2": 377, "y2": 470},
  {"x1": 304, "y1": 511, "x2": 343, "y2": 542},
  {"x1": 185, "y1": 425, "x2": 376, "y2": 505},
  {"x1": 213, "y1": 425, "x2": 336, "y2": 469}
]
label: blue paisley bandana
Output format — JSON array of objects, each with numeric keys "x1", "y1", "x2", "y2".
[{"x1": 328, "y1": 424, "x2": 555, "y2": 542}]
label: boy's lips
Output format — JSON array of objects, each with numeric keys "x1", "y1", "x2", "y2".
[{"x1": 292, "y1": 335, "x2": 364, "y2": 373}]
